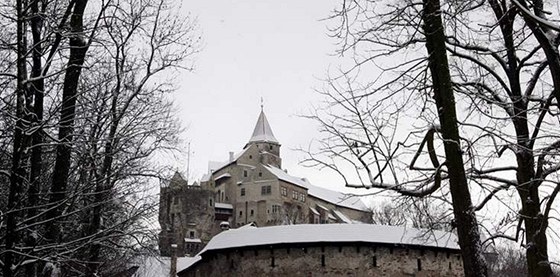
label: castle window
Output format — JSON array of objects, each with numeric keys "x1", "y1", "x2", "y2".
[
  {"x1": 209, "y1": 198, "x2": 213, "y2": 207},
  {"x1": 272, "y1": 205, "x2": 281, "y2": 214},
  {"x1": 250, "y1": 209, "x2": 254, "y2": 216},
  {"x1": 281, "y1": 187, "x2": 287, "y2": 197},
  {"x1": 189, "y1": 231, "x2": 195, "y2": 239},
  {"x1": 292, "y1": 191, "x2": 298, "y2": 200},
  {"x1": 261, "y1": 185, "x2": 271, "y2": 195},
  {"x1": 239, "y1": 210, "x2": 243, "y2": 217},
  {"x1": 259, "y1": 172, "x2": 262, "y2": 177},
  {"x1": 321, "y1": 254, "x2": 325, "y2": 267},
  {"x1": 240, "y1": 188, "x2": 245, "y2": 196},
  {"x1": 249, "y1": 155, "x2": 252, "y2": 159},
  {"x1": 299, "y1": 193, "x2": 305, "y2": 202},
  {"x1": 269, "y1": 145, "x2": 273, "y2": 150},
  {"x1": 243, "y1": 170, "x2": 248, "y2": 177},
  {"x1": 373, "y1": 256, "x2": 377, "y2": 267},
  {"x1": 417, "y1": 259, "x2": 422, "y2": 271}
]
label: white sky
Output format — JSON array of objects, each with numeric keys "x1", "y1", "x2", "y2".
[{"x1": 175, "y1": 0, "x2": 360, "y2": 193}]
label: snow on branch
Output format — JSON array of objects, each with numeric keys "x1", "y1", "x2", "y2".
[{"x1": 512, "y1": 0, "x2": 560, "y2": 32}]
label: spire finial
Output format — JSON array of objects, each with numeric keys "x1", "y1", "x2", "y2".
[{"x1": 260, "y1": 97, "x2": 264, "y2": 111}]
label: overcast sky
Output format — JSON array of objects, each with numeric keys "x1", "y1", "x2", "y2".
[{"x1": 174, "y1": 0, "x2": 360, "y2": 193}]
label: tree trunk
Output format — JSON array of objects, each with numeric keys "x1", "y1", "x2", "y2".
[
  {"x1": 421, "y1": 0, "x2": 488, "y2": 276},
  {"x1": 4, "y1": 0, "x2": 29, "y2": 276},
  {"x1": 517, "y1": 153, "x2": 552, "y2": 276},
  {"x1": 45, "y1": 0, "x2": 90, "y2": 244},
  {"x1": 486, "y1": 2, "x2": 553, "y2": 274},
  {"x1": 26, "y1": 1, "x2": 45, "y2": 275}
]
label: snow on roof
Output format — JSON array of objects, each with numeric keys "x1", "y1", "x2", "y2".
[
  {"x1": 263, "y1": 165, "x2": 310, "y2": 189},
  {"x1": 332, "y1": 210, "x2": 352, "y2": 224},
  {"x1": 184, "y1": 238, "x2": 202, "y2": 243},
  {"x1": 307, "y1": 183, "x2": 368, "y2": 211},
  {"x1": 214, "y1": 173, "x2": 231, "y2": 180},
  {"x1": 133, "y1": 256, "x2": 200, "y2": 277},
  {"x1": 207, "y1": 149, "x2": 248, "y2": 175},
  {"x1": 309, "y1": 207, "x2": 319, "y2": 215},
  {"x1": 264, "y1": 165, "x2": 368, "y2": 211},
  {"x1": 214, "y1": 202, "x2": 233, "y2": 209},
  {"x1": 238, "y1": 222, "x2": 257, "y2": 229},
  {"x1": 200, "y1": 173, "x2": 211, "y2": 182},
  {"x1": 196, "y1": 224, "x2": 459, "y2": 257},
  {"x1": 247, "y1": 110, "x2": 279, "y2": 144},
  {"x1": 178, "y1": 256, "x2": 201, "y2": 272}
]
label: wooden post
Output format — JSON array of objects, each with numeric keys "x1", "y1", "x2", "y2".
[{"x1": 170, "y1": 244, "x2": 178, "y2": 277}]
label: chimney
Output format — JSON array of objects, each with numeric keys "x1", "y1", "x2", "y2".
[
  {"x1": 170, "y1": 244, "x2": 177, "y2": 277},
  {"x1": 229, "y1": 151, "x2": 234, "y2": 162}
]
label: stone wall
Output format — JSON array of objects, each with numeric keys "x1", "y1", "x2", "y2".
[
  {"x1": 159, "y1": 185, "x2": 216, "y2": 256},
  {"x1": 178, "y1": 243, "x2": 464, "y2": 277}
]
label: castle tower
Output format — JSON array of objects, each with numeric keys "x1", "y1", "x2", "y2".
[{"x1": 244, "y1": 109, "x2": 282, "y2": 168}]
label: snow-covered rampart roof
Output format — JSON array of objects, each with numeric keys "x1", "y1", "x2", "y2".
[{"x1": 198, "y1": 224, "x2": 459, "y2": 256}]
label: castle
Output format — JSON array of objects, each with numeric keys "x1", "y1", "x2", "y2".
[{"x1": 159, "y1": 109, "x2": 372, "y2": 256}]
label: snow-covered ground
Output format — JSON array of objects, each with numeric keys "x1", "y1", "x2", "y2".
[{"x1": 133, "y1": 256, "x2": 200, "y2": 277}]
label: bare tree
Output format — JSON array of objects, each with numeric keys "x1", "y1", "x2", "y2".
[
  {"x1": 370, "y1": 199, "x2": 452, "y2": 231},
  {"x1": 305, "y1": 0, "x2": 560, "y2": 276},
  {"x1": 304, "y1": 0, "x2": 489, "y2": 275},
  {"x1": 0, "y1": 0, "x2": 199, "y2": 276}
]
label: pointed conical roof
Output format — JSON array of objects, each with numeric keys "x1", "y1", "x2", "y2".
[{"x1": 247, "y1": 110, "x2": 279, "y2": 145}]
